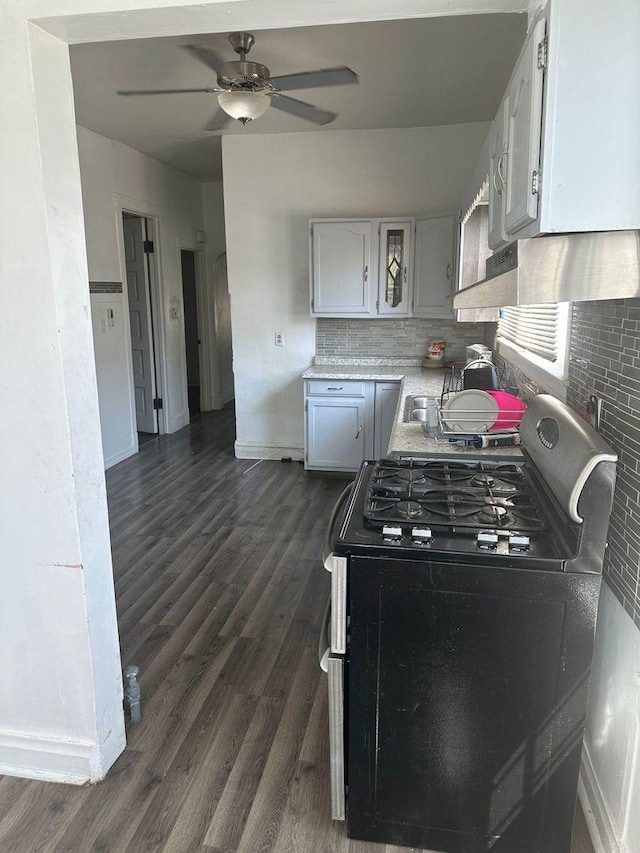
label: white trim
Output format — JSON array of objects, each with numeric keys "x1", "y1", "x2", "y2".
[
  {"x1": 177, "y1": 240, "x2": 213, "y2": 412},
  {"x1": 114, "y1": 195, "x2": 168, "y2": 435},
  {"x1": 235, "y1": 441, "x2": 304, "y2": 461},
  {"x1": 579, "y1": 742, "x2": 622, "y2": 853},
  {"x1": 0, "y1": 730, "x2": 113, "y2": 785},
  {"x1": 104, "y1": 442, "x2": 138, "y2": 469},
  {"x1": 168, "y1": 410, "x2": 190, "y2": 432}
]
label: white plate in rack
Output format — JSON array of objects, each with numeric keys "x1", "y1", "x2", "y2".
[{"x1": 442, "y1": 389, "x2": 499, "y2": 433}]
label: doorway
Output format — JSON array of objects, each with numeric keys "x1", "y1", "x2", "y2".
[
  {"x1": 180, "y1": 249, "x2": 201, "y2": 419},
  {"x1": 122, "y1": 212, "x2": 160, "y2": 443}
]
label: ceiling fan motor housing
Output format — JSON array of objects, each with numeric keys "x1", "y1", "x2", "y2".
[{"x1": 218, "y1": 60, "x2": 274, "y2": 91}]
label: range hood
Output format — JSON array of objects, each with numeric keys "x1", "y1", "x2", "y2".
[{"x1": 453, "y1": 230, "x2": 640, "y2": 309}]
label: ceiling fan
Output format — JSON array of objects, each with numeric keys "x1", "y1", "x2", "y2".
[{"x1": 117, "y1": 31, "x2": 359, "y2": 130}]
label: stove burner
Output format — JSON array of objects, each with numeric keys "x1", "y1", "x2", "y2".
[
  {"x1": 395, "y1": 500, "x2": 424, "y2": 519},
  {"x1": 479, "y1": 505, "x2": 512, "y2": 526},
  {"x1": 422, "y1": 462, "x2": 475, "y2": 483},
  {"x1": 471, "y1": 473, "x2": 496, "y2": 488},
  {"x1": 376, "y1": 468, "x2": 427, "y2": 486}
]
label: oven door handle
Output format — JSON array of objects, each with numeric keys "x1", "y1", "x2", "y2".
[{"x1": 322, "y1": 482, "x2": 354, "y2": 570}]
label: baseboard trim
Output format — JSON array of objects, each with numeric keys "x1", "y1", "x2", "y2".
[
  {"x1": 0, "y1": 730, "x2": 104, "y2": 785},
  {"x1": 104, "y1": 443, "x2": 138, "y2": 469},
  {"x1": 579, "y1": 742, "x2": 623, "y2": 853},
  {"x1": 167, "y1": 410, "x2": 190, "y2": 433},
  {"x1": 234, "y1": 441, "x2": 303, "y2": 461}
]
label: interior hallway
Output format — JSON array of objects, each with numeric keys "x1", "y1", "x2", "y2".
[{"x1": 0, "y1": 409, "x2": 596, "y2": 852}]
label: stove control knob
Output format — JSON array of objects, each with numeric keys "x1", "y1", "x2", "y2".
[
  {"x1": 477, "y1": 532, "x2": 499, "y2": 549},
  {"x1": 382, "y1": 525, "x2": 403, "y2": 542},
  {"x1": 508, "y1": 535, "x2": 530, "y2": 552},
  {"x1": 411, "y1": 527, "x2": 432, "y2": 544}
]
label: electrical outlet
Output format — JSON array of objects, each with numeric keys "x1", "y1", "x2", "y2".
[
  {"x1": 586, "y1": 395, "x2": 602, "y2": 431},
  {"x1": 275, "y1": 332, "x2": 284, "y2": 346}
]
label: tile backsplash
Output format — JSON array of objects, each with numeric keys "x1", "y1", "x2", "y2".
[
  {"x1": 488, "y1": 300, "x2": 640, "y2": 629},
  {"x1": 316, "y1": 318, "x2": 488, "y2": 362},
  {"x1": 567, "y1": 299, "x2": 640, "y2": 628}
]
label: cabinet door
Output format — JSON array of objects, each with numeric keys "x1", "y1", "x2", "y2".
[
  {"x1": 504, "y1": 18, "x2": 546, "y2": 236},
  {"x1": 413, "y1": 215, "x2": 457, "y2": 319},
  {"x1": 306, "y1": 398, "x2": 367, "y2": 471},
  {"x1": 377, "y1": 221, "x2": 413, "y2": 316},
  {"x1": 373, "y1": 382, "x2": 400, "y2": 459},
  {"x1": 487, "y1": 98, "x2": 509, "y2": 250},
  {"x1": 310, "y1": 221, "x2": 374, "y2": 316}
]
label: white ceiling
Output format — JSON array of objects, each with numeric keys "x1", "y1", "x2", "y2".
[{"x1": 70, "y1": 14, "x2": 527, "y2": 182}]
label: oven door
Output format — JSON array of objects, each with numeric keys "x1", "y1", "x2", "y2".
[
  {"x1": 318, "y1": 482, "x2": 353, "y2": 822},
  {"x1": 322, "y1": 482, "x2": 352, "y2": 655},
  {"x1": 319, "y1": 594, "x2": 346, "y2": 821}
]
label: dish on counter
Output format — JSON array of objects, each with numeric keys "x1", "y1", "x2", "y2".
[{"x1": 441, "y1": 389, "x2": 499, "y2": 433}]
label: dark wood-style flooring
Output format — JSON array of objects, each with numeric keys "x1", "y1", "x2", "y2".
[{"x1": 0, "y1": 409, "x2": 596, "y2": 853}]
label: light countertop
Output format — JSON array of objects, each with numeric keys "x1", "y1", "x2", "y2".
[{"x1": 303, "y1": 360, "x2": 523, "y2": 460}]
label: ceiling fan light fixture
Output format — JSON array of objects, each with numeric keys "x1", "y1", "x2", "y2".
[{"x1": 217, "y1": 91, "x2": 270, "y2": 124}]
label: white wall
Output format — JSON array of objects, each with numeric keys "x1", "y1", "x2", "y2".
[
  {"x1": 77, "y1": 126, "x2": 205, "y2": 464},
  {"x1": 222, "y1": 123, "x2": 489, "y2": 459},
  {"x1": 0, "y1": 15, "x2": 125, "y2": 783},
  {"x1": 203, "y1": 182, "x2": 234, "y2": 408},
  {"x1": 580, "y1": 582, "x2": 640, "y2": 853}
]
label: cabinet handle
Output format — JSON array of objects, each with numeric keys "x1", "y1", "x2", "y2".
[
  {"x1": 403, "y1": 266, "x2": 407, "y2": 283},
  {"x1": 446, "y1": 263, "x2": 453, "y2": 280},
  {"x1": 363, "y1": 265, "x2": 368, "y2": 283},
  {"x1": 326, "y1": 386, "x2": 343, "y2": 391},
  {"x1": 492, "y1": 166, "x2": 502, "y2": 199},
  {"x1": 355, "y1": 424, "x2": 362, "y2": 440},
  {"x1": 497, "y1": 150, "x2": 507, "y2": 186}
]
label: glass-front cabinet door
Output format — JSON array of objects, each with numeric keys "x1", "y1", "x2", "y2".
[{"x1": 377, "y1": 220, "x2": 413, "y2": 316}]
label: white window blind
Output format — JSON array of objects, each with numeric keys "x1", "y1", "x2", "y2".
[{"x1": 498, "y1": 305, "x2": 560, "y2": 362}]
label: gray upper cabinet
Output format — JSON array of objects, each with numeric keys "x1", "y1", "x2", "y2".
[
  {"x1": 503, "y1": 17, "x2": 546, "y2": 237},
  {"x1": 413, "y1": 214, "x2": 457, "y2": 319},
  {"x1": 487, "y1": 98, "x2": 509, "y2": 250},
  {"x1": 467, "y1": 0, "x2": 640, "y2": 248},
  {"x1": 310, "y1": 220, "x2": 374, "y2": 316},
  {"x1": 310, "y1": 215, "x2": 454, "y2": 319},
  {"x1": 377, "y1": 221, "x2": 413, "y2": 317}
]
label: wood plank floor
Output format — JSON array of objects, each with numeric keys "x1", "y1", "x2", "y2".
[{"x1": 0, "y1": 408, "x2": 596, "y2": 853}]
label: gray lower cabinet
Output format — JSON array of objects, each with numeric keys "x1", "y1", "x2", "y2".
[
  {"x1": 373, "y1": 382, "x2": 401, "y2": 460},
  {"x1": 305, "y1": 379, "x2": 400, "y2": 471}
]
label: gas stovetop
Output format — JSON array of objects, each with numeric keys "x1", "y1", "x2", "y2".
[{"x1": 336, "y1": 458, "x2": 580, "y2": 565}]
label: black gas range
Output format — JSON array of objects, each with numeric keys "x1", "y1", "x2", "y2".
[
  {"x1": 321, "y1": 395, "x2": 618, "y2": 853},
  {"x1": 338, "y1": 456, "x2": 581, "y2": 567}
]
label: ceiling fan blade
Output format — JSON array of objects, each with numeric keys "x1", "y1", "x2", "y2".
[
  {"x1": 270, "y1": 66, "x2": 358, "y2": 92},
  {"x1": 271, "y1": 94, "x2": 337, "y2": 125},
  {"x1": 184, "y1": 44, "x2": 225, "y2": 75},
  {"x1": 117, "y1": 87, "x2": 217, "y2": 96},
  {"x1": 203, "y1": 109, "x2": 232, "y2": 132}
]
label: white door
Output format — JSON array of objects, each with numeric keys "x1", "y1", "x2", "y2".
[
  {"x1": 487, "y1": 98, "x2": 509, "y2": 250},
  {"x1": 377, "y1": 221, "x2": 413, "y2": 316},
  {"x1": 311, "y1": 221, "x2": 374, "y2": 316},
  {"x1": 504, "y1": 18, "x2": 546, "y2": 235},
  {"x1": 413, "y1": 215, "x2": 457, "y2": 319},
  {"x1": 306, "y1": 398, "x2": 366, "y2": 471},
  {"x1": 124, "y1": 215, "x2": 157, "y2": 433},
  {"x1": 374, "y1": 382, "x2": 401, "y2": 459}
]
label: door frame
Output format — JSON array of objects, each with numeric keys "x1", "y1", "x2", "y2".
[
  {"x1": 176, "y1": 239, "x2": 211, "y2": 412},
  {"x1": 114, "y1": 193, "x2": 167, "y2": 436}
]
